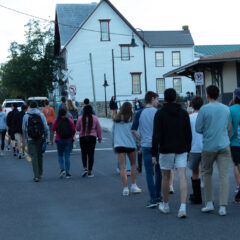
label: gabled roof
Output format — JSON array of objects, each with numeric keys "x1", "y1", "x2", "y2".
[
  {"x1": 195, "y1": 45, "x2": 240, "y2": 57},
  {"x1": 138, "y1": 30, "x2": 194, "y2": 47},
  {"x1": 201, "y1": 49, "x2": 240, "y2": 61},
  {"x1": 56, "y1": 3, "x2": 97, "y2": 48}
]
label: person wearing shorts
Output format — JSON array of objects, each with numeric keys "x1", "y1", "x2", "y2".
[
  {"x1": 228, "y1": 88, "x2": 240, "y2": 202},
  {"x1": 188, "y1": 96, "x2": 204, "y2": 204},
  {"x1": 152, "y1": 88, "x2": 192, "y2": 218}
]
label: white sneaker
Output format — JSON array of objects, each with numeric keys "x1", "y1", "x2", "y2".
[
  {"x1": 219, "y1": 206, "x2": 227, "y2": 216},
  {"x1": 130, "y1": 185, "x2": 142, "y2": 194},
  {"x1": 158, "y1": 202, "x2": 170, "y2": 214},
  {"x1": 169, "y1": 185, "x2": 174, "y2": 194},
  {"x1": 0, "y1": 151, "x2": 4, "y2": 156},
  {"x1": 178, "y1": 209, "x2": 187, "y2": 218},
  {"x1": 122, "y1": 187, "x2": 129, "y2": 196},
  {"x1": 201, "y1": 202, "x2": 214, "y2": 213}
]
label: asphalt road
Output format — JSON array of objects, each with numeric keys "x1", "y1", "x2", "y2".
[{"x1": 0, "y1": 131, "x2": 239, "y2": 240}]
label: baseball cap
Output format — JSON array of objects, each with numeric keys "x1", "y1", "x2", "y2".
[{"x1": 234, "y1": 88, "x2": 240, "y2": 99}]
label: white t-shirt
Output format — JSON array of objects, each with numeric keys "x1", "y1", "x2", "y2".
[{"x1": 190, "y1": 112, "x2": 203, "y2": 153}]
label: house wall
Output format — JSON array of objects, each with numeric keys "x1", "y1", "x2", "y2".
[
  {"x1": 223, "y1": 62, "x2": 237, "y2": 93},
  {"x1": 65, "y1": 1, "x2": 195, "y2": 102},
  {"x1": 204, "y1": 71, "x2": 212, "y2": 87}
]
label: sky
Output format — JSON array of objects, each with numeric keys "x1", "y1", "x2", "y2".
[{"x1": 0, "y1": 0, "x2": 240, "y2": 63}]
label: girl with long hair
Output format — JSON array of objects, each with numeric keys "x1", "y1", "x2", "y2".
[
  {"x1": 76, "y1": 105, "x2": 102, "y2": 177},
  {"x1": 113, "y1": 102, "x2": 141, "y2": 196},
  {"x1": 51, "y1": 108, "x2": 76, "y2": 178}
]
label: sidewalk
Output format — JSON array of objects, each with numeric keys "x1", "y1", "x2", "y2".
[{"x1": 99, "y1": 117, "x2": 113, "y2": 132}]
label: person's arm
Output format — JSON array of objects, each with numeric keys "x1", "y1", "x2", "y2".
[
  {"x1": 195, "y1": 108, "x2": 204, "y2": 134},
  {"x1": 95, "y1": 117, "x2": 102, "y2": 143},
  {"x1": 152, "y1": 110, "x2": 161, "y2": 161},
  {"x1": 228, "y1": 112, "x2": 232, "y2": 139},
  {"x1": 131, "y1": 110, "x2": 141, "y2": 140},
  {"x1": 40, "y1": 113, "x2": 48, "y2": 140},
  {"x1": 50, "y1": 120, "x2": 56, "y2": 145},
  {"x1": 76, "y1": 117, "x2": 82, "y2": 132},
  {"x1": 22, "y1": 114, "x2": 28, "y2": 139},
  {"x1": 185, "y1": 112, "x2": 192, "y2": 152}
]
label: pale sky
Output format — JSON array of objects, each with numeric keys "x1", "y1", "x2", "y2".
[{"x1": 0, "y1": 0, "x2": 240, "y2": 63}]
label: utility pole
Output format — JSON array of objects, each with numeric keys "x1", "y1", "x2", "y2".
[
  {"x1": 112, "y1": 49, "x2": 116, "y2": 99},
  {"x1": 103, "y1": 73, "x2": 109, "y2": 117},
  {"x1": 89, "y1": 53, "x2": 97, "y2": 114}
]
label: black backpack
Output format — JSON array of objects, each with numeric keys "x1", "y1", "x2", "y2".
[
  {"x1": 58, "y1": 118, "x2": 72, "y2": 139},
  {"x1": 27, "y1": 114, "x2": 44, "y2": 139}
]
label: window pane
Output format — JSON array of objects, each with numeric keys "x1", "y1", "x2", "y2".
[
  {"x1": 101, "y1": 22, "x2": 109, "y2": 40},
  {"x1": 172, "y1": 52, "x2": 180, "y2": 66},
  {"x1": 156, "y1": 52, "x2": 164, "y2": 67},
  {"x1": 156, "y1": 78, "x2": 165, "y2": 93},
  {"x1": 132, "y1": 74, "x2": 140, "y2": 94},
  {"x1": 121, "y1": 46, "x2": 129, "y2": 60},
  {"x1": 173, "y1": 78, "x2": 182, "y2": 93}
]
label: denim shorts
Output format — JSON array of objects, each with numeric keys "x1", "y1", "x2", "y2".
[
  {"x1": 159, "y1": 152, "x2": 188, "y2": 170},
  {"x1": 188, "y1": 152, "x2": 201, "y2": 171}
]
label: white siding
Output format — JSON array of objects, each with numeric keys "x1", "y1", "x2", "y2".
[{"x1": 223, "y1": 62, "x2": 237, "y2": 93}]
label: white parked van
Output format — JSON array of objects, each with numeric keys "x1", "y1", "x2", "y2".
[{"x1": 27, "y1": 97, "x2": 48, "y2": 110}]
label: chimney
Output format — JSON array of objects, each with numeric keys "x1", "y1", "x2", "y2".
[{"x1": 182, "y1": 25, "x2": 189, "y2": 31}]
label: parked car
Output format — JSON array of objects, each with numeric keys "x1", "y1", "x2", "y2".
[
  {"x1": 2, "y1": 99, "x2": 26, "y2": 114},
  {"x1": 27, "y1": 97, "x2": 48, "y2": 110}
]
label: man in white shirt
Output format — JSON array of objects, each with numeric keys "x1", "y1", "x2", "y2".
[{"x1": 188, "y1": 96, "x2": 204, "y2": 204}]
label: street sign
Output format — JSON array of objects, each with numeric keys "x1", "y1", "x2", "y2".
[
  {"x1": 194, "y1": 72, "x2": 204, "y2": 86},
  {"x1": 69, "y1": 85, "x2": 77, "y2": 100},
  {"x1": 62, "y1": 69, "x2": 73, "y2": 82}
]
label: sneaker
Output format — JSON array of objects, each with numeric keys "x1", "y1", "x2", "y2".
[
  {"x1": 18, "y1": 153, "x2": 22, "y2": 159},
  {"x1": 88, "y1": 173, "x2": 94, "y2": 178},
  {"x1": 82, "y1": 169, "x2": 88, "y2": 177},
  {"x1": 59, "y1": 170, "x2": 65, "y2": 178},
  {"x1": 33, "y1": 178, "x2": 39, "y2": 182},
  {"x1": 0, "y1": 151, "x2": 4, "y2": 156},
  {"x1": 130, "y1": 185, "x2": 142, "y2": 194},
  {"x1": 7, "y1": 145, "x2": 11, "y2": 151},
  {"x1": 201, "y1": 202, "x2": 214, "y2": 213},
  {"x1": 235, "y1": 190, "x2": 240, "y2": 202},
  {"x1": 178, "y1": 210, "x2": 187, "y2": 218},
  {"x1": 122, "y1": 187, "x2": 129, "y2": 196},
  {"x1": 146, "y1": 200, "x2": 158, "y2": 208},
  {"x1": 158, "y1": 202, "x2": 170, "y2": 214},
  {"x1": 156, "y1": 198, "x2": 162, "y2": 205},
  {"x1": 66, "y1": 173, "x2": 71, "y2": 179},
  {"x1": 116, "y1": 167, "x2": 120, "y2": 173},
  {"x1": 218, "y1": 206, "x2": 227, "y2": 216},
  {"x1": 169, "y1": 185, "x2": 174, "y2": 194},
  {"x1": 22, "y1": 153, "x2": 25, "y2": 158}
]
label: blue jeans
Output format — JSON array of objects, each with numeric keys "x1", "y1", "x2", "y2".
[
  {"x1": 142, "y1": 147, "x2": 162, "y2": 202},
  {"x1": 56, "y1": 140, "x2": 72, "y2": 174}
]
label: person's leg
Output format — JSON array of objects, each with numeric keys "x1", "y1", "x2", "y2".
[
  {"x1": 28, "y1": 140, "x2": 39, "y2": 179},
  {"x1": 161, "y1": 170, "x2": 171, "y2": 203},
  {"x1": 137, "y1": 151, "x2": 142, "y2": 173},
  {"x1": 155, "y1": 162, "x2": 162, "y2": 201},
  {"x1": 177, "y1": 167, "x2": 188, "y2": 204},
  {"x1": 37, "y1": 139, "x2": 43, "y2": 177},
  {"x1": 1, "y1": 130, "x2": 6, "y2": 151},
  {"x1": 87, "y1": 136, "x2": 96, "y2": 174},
  {"x1": 169, "y1": 170, "x2": 174, "y2": 193},
  {"x1": 64, "y1": 140, "x2": 72, "y2": 174},
  {"x1": 80, "y1": 137, "x2": 88, "y2": 169},
  {"x1": 117, "y1": 153, "x2": 127, "y2": 188},
  {"x1": 127, "y1": 150, "x2": 137, "y2": 184},
  {"x1": 56, "y1": 140, "x2": 65, "y2": 171},
  {"x1": 216, "y1": 147, "x2": 230, "y2": 207}
]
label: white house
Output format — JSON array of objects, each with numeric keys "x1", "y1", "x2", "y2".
[{"x1": 54, "y1": 0, "x2": 196, "y2": 103}]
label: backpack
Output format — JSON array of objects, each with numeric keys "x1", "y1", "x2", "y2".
[
  {"x1": 69, "y1": 109, "x2": 78, "y2": 121},
  {"x1": 58, "y1": 118, "x2": 72, "y2": 139},
  {"x1": 27, "y1": 114, "x2": 44, "y2": 139}
]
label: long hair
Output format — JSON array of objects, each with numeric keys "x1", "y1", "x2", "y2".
[
  {"x1": 113, "y1": 102, "x2": 133, "y2": 123},
  {"x1": 82, "y1": 105, "x2": 93, "y2": 133},
  {"x1": 110, "y1": 96, "x2": 115, "y2": 102},
  {"x1": 67, "y1": 99, "x2": 77, "y2": 111}
]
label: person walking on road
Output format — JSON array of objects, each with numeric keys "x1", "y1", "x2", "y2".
[
  {"x1": 113, "y1": 102, "x2": 142, "y2": 196},
  {"x1": 80, "y1": 98, "x2": 96, "y2": 116},
  {"x1": 152, "y1": 88, "x2": 192, "y2": 218},
  {"x1": 13, "y1": 104, "x2": 28, "y2": 159},
  {"x1": 228, "y1": 88, "x2": 240, "y2": 203},
  {"x1": 0, "y1": 105, "x2": 7, "y2": 156},
  {"x1": 134, "y1": 98, "x2": 143, "y2": 111},
  {"x1": 131, "y1": 91, "x2": 161, "y2": 207},
  {"x1": 42, "y1": 100, "x2": 55, "y2": 144},
  {"x1": 196, "y1": 85, "x2": 230, "y2": 216},
  {"x1": 22, "y1": 101, "x2": 48, "y2": 182},
  {"x1": 188, "y1": 96, "x2": 204, "y2": 204},
  {"x1": 76, "y1": 105, "x2": 102, "y2": 178},
  {"x1": 109, "y1": 96, "x2": 118, "y2": 117},
  {"x1": 51, "y1": 108, "x2": 76, "y2": 179},
  {"x1": 6, "y1": 103, "x2": 19, "y2": 156}
]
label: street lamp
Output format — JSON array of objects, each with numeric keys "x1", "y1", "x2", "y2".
[
  {"x1": 103, "y1": 73, "x2": 109, "y2": 117},
  {"x1": 130, "y1": 29, "x2": 148, "y2": 93}
]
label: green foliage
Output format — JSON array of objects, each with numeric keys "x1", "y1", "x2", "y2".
[{"x1": 1, "y1": 19, "x2": 62, "y2": 99}]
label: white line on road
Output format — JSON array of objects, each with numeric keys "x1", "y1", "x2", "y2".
[{"x1": 45, "y1": 148, "x2": 113, "y2": 153}]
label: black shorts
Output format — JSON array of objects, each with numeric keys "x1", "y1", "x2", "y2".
[
  {"x1": 231, "y1": 146, "x2": 240, "y2": 166},
  {"x1": 115, "y1": 147, "x2": 135, "y2": 154}
]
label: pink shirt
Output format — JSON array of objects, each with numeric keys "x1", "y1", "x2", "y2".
[
  {"x1": 52, "y1": 117, "x2": 76, "y2": 141},
  {"x1": 76, "y1": 115, "x2": 102, "y2": 140}
]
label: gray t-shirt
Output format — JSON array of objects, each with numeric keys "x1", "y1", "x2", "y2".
[{"x1": 195, "y1": 102, "x2": 230, "y2": 152}]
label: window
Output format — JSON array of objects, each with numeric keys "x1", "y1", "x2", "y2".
[
  {"x1": 131, "y1": 73, "x2": 142, "y2": 94},
  {"x1": 120, "y1": 45, "x2": 130, "y2": 60},
  {"x1": 156, "y1": 78, "x2": 165, "y2": 93},
  {"x1": 172, "y1": 51, "x2": 181, "y2": 67},
  {"x1": 155, "y1": 52, "x2": 164, "y2": 67},
  {"x1": 173, "y1": 78, "x2": 182, "y2": 93},
  {"x1": 99, "y1": 20, "x2": 110, "y2": 41}
]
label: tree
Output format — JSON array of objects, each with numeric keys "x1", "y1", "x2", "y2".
[{"x1": 1, "y1": 19, "x2": 62, "y2": 99}]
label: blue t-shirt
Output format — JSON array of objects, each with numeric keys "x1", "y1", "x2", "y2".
[
  {"x1": 131, "y1": 107, "x2": 158, "y2": 148},
  {"x1": 229, "y1": 104, "x2": 240, "y2": 147}
]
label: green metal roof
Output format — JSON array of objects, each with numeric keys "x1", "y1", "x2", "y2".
[{"x1": 194, "y1": 45, "x2": 240, "y2": 57}]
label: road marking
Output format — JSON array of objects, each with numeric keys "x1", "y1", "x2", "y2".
[{"x1": 45, "y1": 148, "x2": 113, "y2": 153}]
